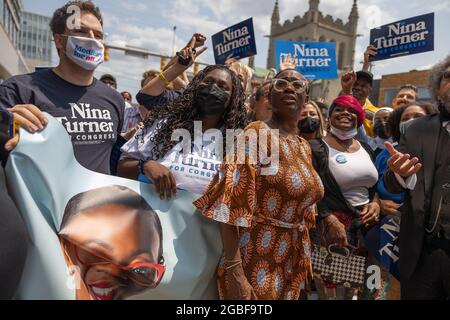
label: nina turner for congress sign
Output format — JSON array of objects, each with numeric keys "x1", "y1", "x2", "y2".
[
  {"x1": 369, "y1": 13, "x2": 434, "y2": 62},
  {"x1": 212, "y1": 18, "x2": 257, "y2": 65},
  {"x1": 275, "y1": 40, "x2": 338, "y2": 80}
]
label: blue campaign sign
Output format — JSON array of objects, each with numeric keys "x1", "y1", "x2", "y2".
[
  {"x1": 212, "y1": 18, "x2": 257, "y2": 65},
  {"x1": 274, "y1": 40, "x2": 338, "y2": 80},
  {"x1": 369, "y1": 13, "x2": 434, "y2": 62},
  {"x1": 364, "y1": 215, "x2": 401, "y2": 280}
]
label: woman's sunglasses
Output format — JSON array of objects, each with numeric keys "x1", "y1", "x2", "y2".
[
  {"x1": 272, "y1": 78, "x2": 308, "y2": 94},
  {"x1": 72, "y1": 242, "x2": 165, "y2": 288}
]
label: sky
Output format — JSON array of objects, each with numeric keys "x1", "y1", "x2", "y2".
[{"x1": 22, "y1": 0, "x2": 450, "y2": 97}]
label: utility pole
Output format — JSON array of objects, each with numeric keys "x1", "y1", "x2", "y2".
[{"x1": 171, "y1": 26, "x2": 177, "y2": 57}]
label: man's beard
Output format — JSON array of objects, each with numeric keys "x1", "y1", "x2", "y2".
[
  {"x1": 442, "y1": 91, "x2": 450, "y2": 113},
  {"x1": 439, "y1": 91, "x2": 450, "y2": 121}
]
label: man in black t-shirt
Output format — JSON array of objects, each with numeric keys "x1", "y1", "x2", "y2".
[
  {"x1": 0, "y1": 69, "x2": 124, "y2": 174},
  {"x1": 0, "y1": 1, "x2": 123, "y2": 175},
  {"x1": 0, "y1": 0, "x2": 123, "y2": 299}
]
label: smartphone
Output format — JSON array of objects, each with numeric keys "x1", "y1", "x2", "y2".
[{"x1": 0, "y1": 109, "x2": 16, "y2": 143}]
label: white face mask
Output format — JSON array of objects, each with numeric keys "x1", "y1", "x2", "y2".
[
  {"x1": 330, "y1": 125, "x2": 358, "y2": 141},
  {"x1": 64, "y1": 35, "x2": 104, "y2": 71}
]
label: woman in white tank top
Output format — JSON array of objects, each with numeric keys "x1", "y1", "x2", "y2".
[{"x1": 309, "y1": 95, "x2": 381, "y2": 300}]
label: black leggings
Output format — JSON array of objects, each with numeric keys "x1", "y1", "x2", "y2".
[{"x1": 0, "y1": 168, "x2": 28, "y2": 299}]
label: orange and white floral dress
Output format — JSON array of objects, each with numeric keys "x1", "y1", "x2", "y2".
[{"x1": 194, "y1": 121, "x2": 324, "y2": 300}]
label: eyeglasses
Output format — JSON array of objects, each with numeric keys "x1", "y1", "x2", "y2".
[
  {"x1": 272, "y1": 78, "x2": 308, "y2": 94},
  {"x1": 72, "y1": 242, "x2": 165, "y2": 288}
]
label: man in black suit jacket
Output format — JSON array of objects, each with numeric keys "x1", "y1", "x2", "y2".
[{"x1": 384, "y1": 55, "x2": 450, "y2": 300}]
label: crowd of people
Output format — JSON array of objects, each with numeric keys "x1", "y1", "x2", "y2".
[{"x1": 0, "y1": 0, "x2": 449, "y2": 300}]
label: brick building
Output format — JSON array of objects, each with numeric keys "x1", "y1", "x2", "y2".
[{"x1": 377, "y1": 69, "x2": 432, "y2": 107}]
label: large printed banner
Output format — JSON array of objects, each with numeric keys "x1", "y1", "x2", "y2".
[
  {"x1": 212, "y1": 18, "x2": 257, "y2": 65},
  {"x1": 5, "y1": 115, "x2": 222, "y2": 300},
  {"x1": 275, "y1": 40, "x2": 338, "y2": 80},
  {"x1": 369, "y1": 13, "x2": 434, "y2": 62}
]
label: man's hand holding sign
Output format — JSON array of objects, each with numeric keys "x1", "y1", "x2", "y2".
[{"x1": 4, "y1": 105, "x2": 48, "y2": 152}]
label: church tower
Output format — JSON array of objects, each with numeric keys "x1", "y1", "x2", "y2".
[
  {"x1": 267, "y1": 1, "x2": 281, "y2": 70},
  {"x1": 306, "y1": 0, "x2": 320, "y2": 41},
  {"x1": 265, "y1": 0, "x2": 359, "y2": 103},
  {"x1": 348, "y1": 0, "x2": 359, "y2": 69}
]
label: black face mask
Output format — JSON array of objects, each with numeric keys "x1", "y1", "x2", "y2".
[
  {"x1": 373, "y1": 121, "x2": 390, "y2": 139},
  {"x1": 194, "y1": 83, "x2": 230, "y2": 116},
  {"x1": 298, "y1": 117, "x2": 320, "y2": 134}
]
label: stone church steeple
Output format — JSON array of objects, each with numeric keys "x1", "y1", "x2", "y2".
[
  {"x1": 348, "y1": 0, "x2": 359, "y2": 69},
  {"x1": 266, "y1": 0, "x2": 360, "y2": 104},
  {"x1": 309, "y1": 0, "x2": 320, "y2": 12},
  {"x1": 267, "y1": 1, "x2": 281, "y2": 69},
  {"x1": 348, "y1": 0, "x2": 359, "y2": 33},
  {"x1": 271, "y1": 0, "x2": 280, "y2": 27},
  {"x1": 307, "y1": 0, "x2": 320, "y2": 24}
]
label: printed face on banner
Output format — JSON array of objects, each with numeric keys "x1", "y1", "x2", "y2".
[
  {"x1": 7, "y1": 115, "x2": 223, "y2": 300},
  {"x1": 275, "y1": 41, "x2": 338, "y2": 80},
  {"x1": 58, "y1": 186, "x2": 165, "y2": 300},
  {"x1": 212, "y1": 18, "x2": 257, "y2": 65},
  {"x1": 369, "y1": 13, "x2": 434, "y2": 62}
]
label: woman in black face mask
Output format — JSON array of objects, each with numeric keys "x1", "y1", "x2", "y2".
[
  {"x1": 370, "y1": 107, "x2": 393, "y2": 156},
  {"x1": 117, "y1": 65, "x2": 248, "y2": 199},
  {"x1": 298, "y1": 100, "x2": 326, "y2": 141}
]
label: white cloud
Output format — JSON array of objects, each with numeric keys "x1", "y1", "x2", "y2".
[
  {"x1": 103, "y1": 0, "x2": 442, "y2": 93},
  {"x1": 430, "y1": 2, "x2": 450, "y2": 13},
  {"x1": 104, "y1": 14, "x2": 186, "y2": 56},
  {"x1": 120, "y1": 2, "x2": 149, "y2": 12},
  {"x1": 197, "y1": 0, "x2": 275, "y2": 19},
  {"x1": 24, "y1": 0, "x2": 449, "y2": 97},
  {"x1": 167, "y1": 13, "x2": 226, "y2": 37}
]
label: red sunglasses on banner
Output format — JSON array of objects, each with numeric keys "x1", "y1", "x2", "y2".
[{"x1": 72, "y1": 242, "x2": 165, "y2": 288}]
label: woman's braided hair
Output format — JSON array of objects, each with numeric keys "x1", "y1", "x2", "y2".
[{"x1": 141, "y1": 64, "x2": 249, "y2": 160}]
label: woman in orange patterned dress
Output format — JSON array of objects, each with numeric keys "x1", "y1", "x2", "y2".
[{"x1": 194, "y1": 69, "x2": 324, "y2": 300}]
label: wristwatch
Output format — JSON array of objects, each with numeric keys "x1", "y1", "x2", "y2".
[
  {"x1": 176, "y1": 50, "x2": 194, "y2": 66},
  {"x1": 137, "y1": 159, "x2": 148, "y2": 175}
]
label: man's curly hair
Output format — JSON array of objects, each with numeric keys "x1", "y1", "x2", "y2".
[
  {"x1": 428, "y1": 54, "x2": 450, "y2": 102},
  {"x1": 141, "y1": 65, "x2": 249, "y2": 161}
]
